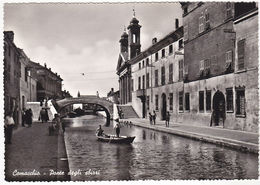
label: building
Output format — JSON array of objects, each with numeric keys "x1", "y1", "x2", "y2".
[
  {"x1": 107, "y1": 88, "x2": 120, "y2": 104},
  {"x1": 19, "y1": 48, "x2": 37, "y2": 111},
  {"x1": 180, "y1": 2, "x2": 258, "y2": 132},
  {"x1": 4, "y1": 31, "x2": 21, "y2": 125},
  {"x1": 28, "y1": 61, "x2": 63, "y2": 102},
  {"x1": 131, "y1": 21, "x2": 184, "y2": 119}
]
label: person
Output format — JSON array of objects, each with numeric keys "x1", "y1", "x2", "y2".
[
  {"x1": 152, "y1": 110, "x2": 156, "y2": 125},
  {"x1": 165, "y1": 111, "x2": 170, "y2": 127},
  {"x1": 26, "y1": 108, "x2": 33, "y2": 127},
  {"x1": 4, "y1": 111, "x2": 15, "y2": 144},
  {"x1": 115, "y1": 123, "x2": 120, "y2": 137},
  {"x1": 44, "y1": 109, "x2": 49, "y2": 122},
  {"x1": 39, "y1": 108, "x2": 45, "y2": 123},
  {"x1": 49, "y1": 114, "x2": 60, "y2": 135},
  {"x1": 96, "y1": 125, "x2": 104, "y2": 136},
  {"x1": 21, "y1": 108, "x2": 26, "y2": 127},
  {"x1": 149, "y1": 112, "x2": 153, "y2": 125}
]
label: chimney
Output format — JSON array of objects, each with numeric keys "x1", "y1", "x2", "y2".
[
  {"x1": 175, "y1": 19, "x2": 179, "y2": 29},
  {"x1": 152, "y1": 37, "x2": 157, "y2": 45},
  {"x1": 111, "y1": 88, "x2": 114, "y2": 93},
  {"x1": 44, "y1": 63, "x2": 47, "y2": 68},
  {"x1": 4, "y1": 31, "x2": 14, "y2": 42}
]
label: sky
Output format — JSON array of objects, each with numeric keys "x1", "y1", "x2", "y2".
[{"x1": 4, "y1": 2, "x2": 182, "y2": 97}]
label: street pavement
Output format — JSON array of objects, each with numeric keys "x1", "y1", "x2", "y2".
[
  {"x1": 123, "y1": 118, "x2": 259, "y2": 154},
  {"x1": 5, "y1": 122, "x2": 70, "y2": 181}
]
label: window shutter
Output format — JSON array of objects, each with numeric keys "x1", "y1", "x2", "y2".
[{"x1": 237, "y1": 39, "x2": 245, "y2": 70}]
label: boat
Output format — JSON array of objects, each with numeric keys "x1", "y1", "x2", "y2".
[{"x1": 96, "y1": 134, "x2": 135, "y2": 144}]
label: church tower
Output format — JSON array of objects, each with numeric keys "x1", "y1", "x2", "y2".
[
  {"x1": 127, "y1": 10, "x2": 141, "y2": 59},
  {"x1": 119, "y1": 27, "x2": 128, "y2": 53}
]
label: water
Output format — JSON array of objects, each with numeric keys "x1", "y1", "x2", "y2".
[{"x1": 63, "y1": 115, "x2": 258, "y2": 181}]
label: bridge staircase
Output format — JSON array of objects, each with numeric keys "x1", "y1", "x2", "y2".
[{"x1": 117, "y1": 105, "x2": 139, "y2": 119}]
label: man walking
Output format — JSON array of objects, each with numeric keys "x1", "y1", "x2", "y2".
[
  {"x1": 165, "y1": 111, "x2": 170, "y2": 127},
  {"x1": 152, "y1": 110, "x2": 156, "y2": 125}
]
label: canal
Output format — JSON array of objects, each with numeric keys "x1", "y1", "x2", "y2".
[{"x1": 63, "y1": 114, "x2": 258, "y2": 181}]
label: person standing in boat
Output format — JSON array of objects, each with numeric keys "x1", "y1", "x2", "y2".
[
  {"x1": 115, "y1": 123, "x2": 120, "y2": 137},
  {"x1": 96, "y1": 125, "x2": 104, "y2": 136}
]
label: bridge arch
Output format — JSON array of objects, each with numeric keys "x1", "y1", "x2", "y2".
[{"x1": 52, "y1": 96, "x2": 113, "y2": 126}]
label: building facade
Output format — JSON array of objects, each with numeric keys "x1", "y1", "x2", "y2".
[
  {"x1": 28, "y1": 61, "x2": 63, "y2": 102},
  {"x1": 116, "y1": 15, "x2": 142, "y2": 105},
  {"x1": 4, "y1": 31, "x2": 21, "y2": 125},
  {"x1": 19, "y1": 48, "x2": 37, "y2": 111},
  {"x1": 107, "y1": 88, "x2": 120, "y2": 104},
  {"x1": 180, "y1": 2, "x2": 258, "y2": 132},
  {"x1": 131, "y1": 24, "x2": 184, "y2": 119}
]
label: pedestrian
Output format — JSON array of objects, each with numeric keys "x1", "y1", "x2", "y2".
[
  {"x1": 26, "y1": 108, "x2": 33, "y2": 127},
  {"x1": 39, "y1": 108, "x2": 45, "y2": 123},
  {"x1": 45, "y1": 109, "x2": 49, "y2": 122},
  {"x1": 115, "y1": 123, "x2": 120, "y2": 137},
  {"x1": 4, "y1": 111, "x2": 15, "y2": 144},
  {"x1": 152, "y1": 110, "x2": 156, "y2": 125},
  {"x1": 96, "y1": 125, "x2": 104, "y2": 136},
  {"x1": 149, "y1": 112, "x2": 153, "y2": 125},
  {"x1": 21, "y1": 108, "x2": 26, "y2": 127},
  {"x1": 165, "y1": 111, "x2": 170, "y2": 127}
]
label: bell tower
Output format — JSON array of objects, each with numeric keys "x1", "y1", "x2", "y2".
[
  {"x1": 127, "y1": 9, "x2": 141, "y2": 59},
  {"x1": 119, "y1": 26, "x2": 128, "y2": 53}
]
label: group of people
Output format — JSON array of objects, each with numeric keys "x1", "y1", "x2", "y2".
[
  {"x1": 21, "y1": 108, "x2": 33, "y2": 127},
  {"x1": 96, "y1": 122, "x2": 121, "y2": 138},
  {"x1": 149, "y1": 110, "x2": 171, "y2": 127}
]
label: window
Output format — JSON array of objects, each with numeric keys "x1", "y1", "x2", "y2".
[
  {"x1": 142, "y1": 75, "x2": 145, "y2": 89},
  {"x1": 161, "y1": 66, "x2": 165, "y2": 85},
  {"x1": 25, "y1": 67, "x2": 28, "y2": 82},
  {"x1": 146, "y1": 58, "x2": 149, "y2": 66},
  {"x1": 206, "y1": 90, "x2": 211, "y2": 111},
  {"x1": 169, "y1": 93, "x2": 173, "y2": 111},
  {"x1": 162, "y1": 49, "x2": 165, "y2": 58},
  {"x1": 147, "y1": 96, "x2": 150, "y2": 110},
  {"x1": 185, "y1": 93, "x2": 190, "y2": 111},
  {"x1": 155, "y1": 95, "x2": 159, "y2": 110},
  {"x1": 184, "y1": 6, "x2": 188, "y2": 14},
  {"x1": 225, "y1": 50, "x2": 233, "y2": 72},
  {"x1": 155, "y1": 52, "x2": 159, "y2": 61},
  {"x1": 199, "y1": 91, "x2": 204, "y2": 112},
  {"x1": 184, "y1": 25, "x2": 188, "y2": 41},
  {"x1": 226, "y1": 88, "x2": 233, "y2": 112},
  {"x1": 131, "y1": 79, "x2": 134, "y2": 91},
  {"x1": 138, "y1": 77, "x2": 141, "y2": 90},
  {"x1": 204, "y1": 59, "x2": 211, "y2": 76},
  {"x1": 237, "y1": 39, "x2": 245, "y2": 70},
  {"x1": 146, "y1": 73, "x2": 150, "y2": 88},
  {"x1": 169, "y1": 63, "x2": 173, "y2": 83},
  {"x1": 155, "y1": 69, "x2": 159, "y2": 87},
  {"x1": 142, "y1": 60, "x2": 145, "y2": 68},
  {"x1": 236, "y1": 88, "x2": 245, "y2": 117},
  {"x1": 226, "y1": 2, "x2": 232, "y2": 19},
  {"x1": 169, "y1": 45, "x2": 173, "y2": 54},
  {"x1": 179, "y1": 91, "x2": 184, "y2": 111},
  {"x1": 205, "y1": 9, "x2": 210, "y2": 30},
  {"x1": 179, "y1": 59, "x2": 184, "y2": 81},
  {"x1": 133, "y1": 34, "x2": 136, "y2": 43},
  {"x1": 199, "y1": 13, "x2": 204, "y2": 33},
  {"x1": 139, "y1": 63, "x2": 141, "y2": 69},
  {"x1": 179, "y1": 39, "x2": 183, "y2": 49},
  {"x1": 199, "y1": 60, "x2": 204, "y2": 77}
]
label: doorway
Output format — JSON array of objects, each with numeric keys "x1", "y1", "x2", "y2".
[
  {"x1": 161, "y1": 93, "x2": 167, "y2": 120},
  {"x1": 212, "y1": 91, "x2": 226, "y2": 126}
]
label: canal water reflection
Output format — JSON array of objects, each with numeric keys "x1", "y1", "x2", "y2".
[{"x1": 63, "y1": 115, "x2": 258, "y2": 181}]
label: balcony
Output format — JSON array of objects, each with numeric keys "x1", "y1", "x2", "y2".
[{"x1": 136, "y1": 89, "x2": 146, "y2": 98}]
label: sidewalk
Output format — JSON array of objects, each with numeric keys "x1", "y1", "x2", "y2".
[
  {"x1": 5, "y1": 122, "x2": 70, "y2": 181},
  {"x1": 123, "y1": 118, "x2": 259, "y2": 154}
]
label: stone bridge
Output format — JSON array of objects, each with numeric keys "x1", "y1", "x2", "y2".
[{"x1": 52, "y1": 96, "x2": 113, "y2": 126}]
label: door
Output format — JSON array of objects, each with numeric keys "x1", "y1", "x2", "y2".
[
  {"x1": 212, "y1": 91, "x2": 226, "y2": 126},
  {"x1": 161, "y1": 93, "x2": 167, "y2": 120}
]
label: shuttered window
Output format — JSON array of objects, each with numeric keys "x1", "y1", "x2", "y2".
[
  {"x1": 206, "y1": 90, "x2": 211, "y2": 111},
  {"x1": 199, "y1": 91, "x2": 204, "y2": 112},
  {"x1": 236, "y1": 88, "x2": 246, "y2": 117},
  {"x1": 179, "y1": 59, "x2": 183, "y2": 81},
  {"x1": 146, "y1": 73, "x2": 150, "y2": 88},
  {"x1": 169, "y1": 93, "x2": 173, "y2": 111},
  {"x1": 155, "y1": 69, "x2": 159, "y2": 87},
  {"x1": 237, "y1": 39, "x2": 245, "y2": 70},
  {"x1": 226, "y1": 88, "x2": 233, "y2": 112},
  {"x1": 169, "y1": 63, "x2": 173, "y2": 83},
  {"x1": 185, "y1": 93, "x2": 190, "y2": 111},
  {"x1": 155, "y1": 95, "x2": 159, "y2": 110},
  {"x1": 179, "y1": 91, "x2": 184, "y2": 111},
  {"x1": 161, "y1": 66, "x2": 165, "y2": 85}
]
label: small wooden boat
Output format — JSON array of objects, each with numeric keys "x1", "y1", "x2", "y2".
[{"x1": 96, "y1": 134, "x2": 135, "y2": 144}]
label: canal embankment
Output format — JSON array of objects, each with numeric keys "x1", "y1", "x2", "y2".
[
  {"x1": 123, "y1": 118, "x2": 259, "y2": 154},
  {"x1": 5, "y1": 121, "x2": 70, "y2": 181}
]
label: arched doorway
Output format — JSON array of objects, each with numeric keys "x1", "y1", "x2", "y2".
[
  {"x1": 161, "y1": 93, "x2": 167, "y2": 120},
  {"x1": 212, "y1": 90, "x2": 226, "y2": 127}
]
